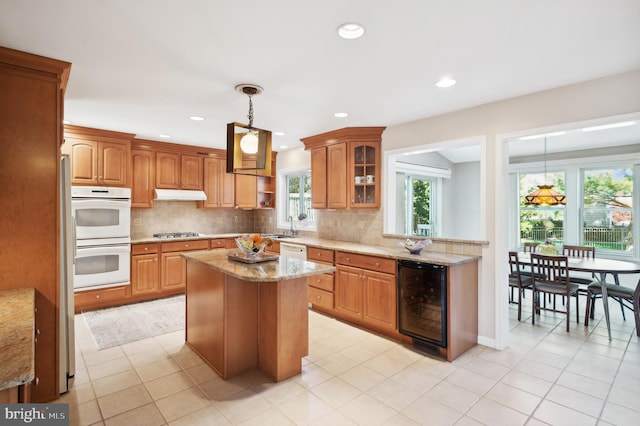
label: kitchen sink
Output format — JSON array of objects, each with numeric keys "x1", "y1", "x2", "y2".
[{"x1": 261, "y1": 233, "x2": 298, "y2": 239}]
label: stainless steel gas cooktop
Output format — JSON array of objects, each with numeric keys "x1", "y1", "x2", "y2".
[{"x1": 152, "y1": 232, "x2": 200, "y2": 239}]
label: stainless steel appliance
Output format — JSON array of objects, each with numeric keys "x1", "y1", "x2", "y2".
[
  {"x1": 72, "y1": 186, "x2": 131, "y2": 290},
  {"x1": 397, "y1": 260, "x2": 447, "y2": 348},
  {"x1": 59, "y1": 155, "x2": 75, "y2": 393}
]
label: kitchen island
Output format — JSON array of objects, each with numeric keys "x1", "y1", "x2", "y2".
[{"x1": 181, "y1": 249, "x2": 335, "y2": 382}]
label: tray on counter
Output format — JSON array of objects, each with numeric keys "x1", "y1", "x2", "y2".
[{"x1": 228, "y1": 253, "x2": 279, "y2": 264}]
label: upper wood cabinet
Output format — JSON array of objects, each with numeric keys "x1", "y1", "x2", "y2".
[
  {"x1": 63, "y1": 126, "x2": 133, "y2": 187},
  {"x1": 181, "y1": 154, "x2": 204, "y2": 190},
  {"x1": 302, "y1": 127, "x2": 385, "y2": 209},
  {"x1": 155, "y1": 151, "x2": 204, "y2": 190},
  {"x1": 233, "y1": 153, "x2": 277, "y2": 209},
  {"x1": 131, "y1": 149, "x2": 155, "y2": 207},
  {"x1": 201, "y1": 157, "x2": 235, "y2": 208}
]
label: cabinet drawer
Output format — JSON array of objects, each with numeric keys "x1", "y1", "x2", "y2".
[
  {"x1": 209, "y1": 239, "x2": 227, "y2": 249},
  {"x1": 307, "y1": 247, "x2": 334, "y2": 263},
  {"x1": 335, "y1": 251, "x2": 396, "y2": 274},
  {"x1": 307, "y1": 273, "x2": 334, "y2": 292},
  {"x1": 132, "y1": 243, "x2": 159, "y2": 255},
  {"x1": 265, "y1": 241, "x2": 280, "y2": 254},
  {"x1": 75, "y1": 286, "x2": 128, "y2": 305},
  {"x1": 308, "y1": 287, "x2": 334, "y2": 310},
  {"x1": 162, "y1": 239, "x2": 209, "y2": 252}
]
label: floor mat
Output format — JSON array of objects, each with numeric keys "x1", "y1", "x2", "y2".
[{"x1": 82, "y1": 295, "x2": 185, "y2": 350}]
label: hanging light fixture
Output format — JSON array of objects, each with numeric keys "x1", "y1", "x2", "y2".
[
  {"x1": 227, "y1": 84, "x2": 272, "y2": 176},
  {"x1": 524, "y1": 137, "x2": 566, "y2": 206}
]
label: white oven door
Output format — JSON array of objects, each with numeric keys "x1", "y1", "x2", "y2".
[
  {"x1": 72, "y1": 199, "x2": 131, "y2": 241},
  {"x1": 74, "y1": 244, "x2": 131, "y2": 290}
]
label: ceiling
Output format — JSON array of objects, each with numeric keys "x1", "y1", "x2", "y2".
[{"x1": 2, "y1": 1, "x2": 640, "y2": 152}]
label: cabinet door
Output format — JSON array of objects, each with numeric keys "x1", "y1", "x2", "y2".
[
  {"x1": 99, "y1": 142, "x2": 129, "y2": 186},
  {"x1": 335, "y1": 265, "x2": 363, "y2": 319},
  {"x1": 350, "y1": 142, "x2": 379, "y2": 208},
  {"x1": 156, "y1": 152, "x2": 180, "y2": 189},
  {"x1": 202, "y1": 157, "x2": 220, "y2": 208},
  {"x1": 181, "y1": 154, "x2": 203, "y2": 190},
  {"x1": 310, "y1": 147, "x2": 327, "y2": 208},
  {"x1": 363, "y1": 270, "x2": 397, "y2": 330},
  {"x1": 69, "y1": 139, "x2": 98, "y2": 184},
  {"x1": 131, "y1": 253, "x2": 159, "y2": 295},
  {"x1": 131, "y1": 149, "x2": 155, "y2": 207},
  {"x1": 327, "y1": 142, "x2": 347, "y2": 209},
  {"x1": 220, "y1": 165, "x2": 235, "y2": 208},
  {"x1": 234, "y1": 160, "x2": 257, "y2": 208},
  {"x1": 161, "y1": 252, "x2": 186, "y2": 290}
]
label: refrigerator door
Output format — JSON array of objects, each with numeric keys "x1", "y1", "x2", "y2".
[{"x1": 60, "y1": 155, "x2": 76, "y2": 394}]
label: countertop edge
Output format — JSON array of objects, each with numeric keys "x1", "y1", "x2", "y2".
[{"x1": 0, "y1": 288, "x2": 35, "y2": 391}]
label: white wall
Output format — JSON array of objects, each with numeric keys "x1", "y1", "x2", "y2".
[
  {"x1": 278, "y1": 69, "x2": 640, "y2": 350},
  {"x1": 442, "y1": 161, "x2": 481, "y2": 239}
]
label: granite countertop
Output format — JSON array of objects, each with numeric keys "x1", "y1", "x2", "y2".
[
  {"x1": 182, "y1": 249, "x2": 336, "y2": 282},
  {"x1": 0, "y1": 288, "x2": 35, "y2": 391},
  {"x1": 135, "y1": 233, "x2": 479, "y2": 266}
]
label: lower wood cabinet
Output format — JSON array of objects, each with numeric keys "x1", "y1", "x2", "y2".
[
  {"x1": 160, "y1": 240, "x2": 209, "y2": 291},
  {"x1": 307, "y1": 247, "x2": 335, "y2": 312},
  {"x1": 131, "y1": 243, "x2": 160, "y2": 295}
]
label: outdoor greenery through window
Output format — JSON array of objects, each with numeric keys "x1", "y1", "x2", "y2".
[
  {"x1": 519, "y1": 171, "x2": 566, "y2": 247},
  {"x1": 582, "y1": 168, "x2": 633, "y2": 252},
  {"x1": 405, "y1": 175, "x2": 437, "y2": 236},
  {"x1": 285, "y1": 172, "x2": 314, "y2": 225}
]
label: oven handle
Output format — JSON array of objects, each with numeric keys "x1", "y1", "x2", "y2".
[
  {"x1": 71, "y1": 198, "x2": 131, "y2": 208},
  {"x1": 75, "y1": 244, "x2": 131, "y2": 256}
]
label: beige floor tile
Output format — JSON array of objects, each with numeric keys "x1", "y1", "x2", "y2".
[
  {"x1": 606, "y1": 386, "x2": 640, "y2": 413},
  {"x1": 97, "y1": 384, "x2": 153, "y2": 419},
  {"x1": 513, "y1": 359, "x2": 563, "y2": 383},
  {"x1": 168, "y1": 404, "x2": 229, "y2": 426},
  {"x1": 184, "y1": 362, "x2": 220, "y2": 385},
  {"x1": 136, "y1": 357, "x2": 182, "y2": 382},
  {"x1": 58, "y1": 382, "x2": 96, "y2": 406},
  {"x1": 483, "y1": 382, "x2": 541, "y2": 416},
  {"x1": 532, "y1": 400, "x2": 597, "y2": 426},
  {"x1": 145, "y1": 371, "x2": 195, "y2": 400},
  {"x1": 367, "y1": 377, "x2": 423, "y2": 411},
  {"x1": 295, "y1": 363, "x2": 334, "y2": 389},
  {"x1": 199, "y1": 376, "x2": 245, "y2": 401},
  {"x1": 314, "y1": 352, "x2": 360, "y2": 376},
  {"x1": 237, "y1": 406, "x2": 296, "y2": 426},
  {"x1": 310, "y1": 410, "x2": 358, "y2": 425},
  {"x1": 92, "y1": 369, "x2": 141, "y2": 398},
  {"x1": 458, "y1": 357, "x2": 511, "y2": 381},
  {"x1": 254, "y1": 377, "x2": 307, "y2": 406},
  {"x1": 466, "y1": 398, "x2": 528, "y2": 426},
  {"x1": 338, "y1": 364, "x2": 387, "y2": 392},
  {"x1": 213, "y1": 389, "x2": 273, "y2": 424},
  {"x1": 103, "y1": 402, "x2": 165, "y2": 426},
  {"x1": 73, "y1": 367, "x2": 90, "y2": 386},
  {"x1": 120, "y1": 336, "x2": 165, "y2": 356},
  {"x1": 500, "y1": 370, "x2": 553, "y2": 398},
  {"x1": 69, "y1": 399, "x2": 103, "y2": 426},
  {"x1": 310, "y1": 376, "x2": 361, "y2": 408},
  {"x1": 426, "y1": 381, "x2": 480, "y2": 413},
  {"x1": 401, "y1": 394, "x2": 463, "y2": 425},
  {"x1": 524, "y1": 347, "x2": 572, "y2": 369},
  {"x1": 445, "y1": 367, "x2": 497, "y2": 396},
  {"x1": 87, "y1": 357, "x2": 134, "y2": 381},
  {"x1": 171, "y1": 348, "x2": 204, "y2": 369},
  {"x1": 82, "y1": 346, "x2": 126, "y2": 367},
  {"x1": 155, "y1": 386, "x2": 210, "y2": 422},
  {"x1": 339, "y1": 343, "x2": 382, "y2": 364},
  {"x1": 305, "y1": 340, "x2": 336, "y2": 362},
  {"x1": 453, "y1": 415, "x2": 486, "y2": 426},
  {"x1": 600, "y1": 401, "x2": 640, "y2": 426},
  {"x1": 127, "y1": 347, "x2": 172, "y2": 368},
  {"x1": 338, "y1": 394, "x2": 398, "y2": 426},
  {"x1": 363, "y1": 352, "x2": 414, "y2": 378},
  {"x1": 545, "y1": 384, "x2": 604, "y2": 418},
  {"x1": 555, "y1": 370, "x2": 611, "y2": 399},
  {"x1": 390, "y1": 364, "x2": 440, "y2": 393},
  {"x1": 275, "y1": 391, "x2": 334, "y2": 425}
]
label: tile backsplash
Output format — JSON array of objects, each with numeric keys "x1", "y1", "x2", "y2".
[{"x1": 131, "y1": 203, "x2": 484, "y2": 256}]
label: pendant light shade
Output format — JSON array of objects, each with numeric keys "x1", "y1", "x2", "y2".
[{"x1": 524, "y1": 137, "x2": 566, "y2": 206}]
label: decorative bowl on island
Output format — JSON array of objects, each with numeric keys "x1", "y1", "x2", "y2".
[
  {"x1": 235, "y1": 234, "x2": 274, "y2": 257},
  {"x1": 397, "y1": 238, "x2": 431, "y2": 255}
]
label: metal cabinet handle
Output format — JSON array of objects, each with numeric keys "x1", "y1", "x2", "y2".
[{"x1": 96, "y1": 294, "x2": 101, "y2": 299}]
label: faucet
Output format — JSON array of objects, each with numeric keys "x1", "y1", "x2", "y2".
[{"x1": 289, "y1": 216, "x2": 297, "y2": 236}]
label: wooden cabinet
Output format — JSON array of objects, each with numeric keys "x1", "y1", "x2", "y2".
[
  {"x1": 302, "y1": 127, "x2": 384, "y2": 209},
  {"x1": 131, "y1": 149, "x2": 155, "y2": 207},
  {"x1": 181, "y1": 154, "x2": 204, "y2": 190},
  {"x1": 307, "y1": 247, "x2": 335, "y2": 312},
  {"x1": 258, "y1": 154, "x2": 277, "y2": 208},
  {"x1": 201, "y1": 157, "x2": 235, "y2": 208},
  {"x1": 131, "y1": 243, "x2": 160, "y2": 295},
  {"x1": 63, "y1": 126, "x2": 133, "y2": 187},
  {"x1": 1, "y1": 47, "x2": 70, "y2": 402},
  {"x1": 155, "y1": 151, "x2": 204, "y2": 190},
  {"x1": 233, "y1": 153, "x2": 277, "y2": 209},
  {"x1": 160, "y1": 240, "x2": 209, "y2": 291},
  {"x1": 334, "y1": 251, "x2": 397, "y2": 334}
]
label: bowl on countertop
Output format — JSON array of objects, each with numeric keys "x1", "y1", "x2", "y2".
[{"x1": 397, "y1": 238, "x2": 431, "y2": 255}]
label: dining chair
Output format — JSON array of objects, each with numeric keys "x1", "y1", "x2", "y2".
[
  {"x1": 584, "y1": 277, "x2": 640, "y2": 337},
  {"x1": 523, "y1": 242, "x2": 537, "y2": 253},
  {"x1": 508, "y1": 252, "x2": 533, "y2": 321},
  {"x1": 531, "y1": 253, "x2": 580, "y2": 332},
  {"x1": 562, "y1": 245, "x2": 596, "y2": 290}
]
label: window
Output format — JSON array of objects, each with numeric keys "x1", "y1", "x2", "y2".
[
  {"x1": 518, "y1": 171, "x2": 566, "y2": 247},
  {"x1": 405, "y1": 175, "x2": 438, "y2": 236},
  {"x1": 277, "y1": 169, "x2": 315, "y2": 231},
  {"x1": 581, "y1": 167, "x2": 633, "y2": 253}
]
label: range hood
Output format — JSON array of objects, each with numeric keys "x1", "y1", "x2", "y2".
[{"x1": 154, "y1": 189, "x2": 207, "y2": 201}]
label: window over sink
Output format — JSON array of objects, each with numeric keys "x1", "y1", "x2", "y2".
[{"x1": 276, "y1": 167, "x2": 316, "y2": 232}]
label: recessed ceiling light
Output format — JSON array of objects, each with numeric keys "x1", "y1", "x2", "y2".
[
  {"x1": 337, "y1": 23, "x2": 365, "y2": 40},
  {"x1": 435, "y1": 77, "x2": 456, "y2": 88},
  {"x1": 279, "y1": 145, "x2": 288, "y2": 149},
  {"x1": 159, "y1": 134, "x2": 171, "y2": 138},
  {"x1": 189, "y1": 116, "x2": 205, "y2": 121},
  {"x1": 334, "y1": 112, "x2": 349, "y2": 118},
  {"x1": 274, "y1": 131, "x2": 285, "y2": 136},
  {"x1": 63, "y1": 120, "x2": 71, "y2": 125}
]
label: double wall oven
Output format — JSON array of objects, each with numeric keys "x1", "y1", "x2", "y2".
[{"x1": 71, "y1": 186, "x2": 131, "y2": 291}]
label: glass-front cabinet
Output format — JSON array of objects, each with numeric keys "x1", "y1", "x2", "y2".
[{"x1": 350, "y1": 142, "x2": 380, "y2": 208}]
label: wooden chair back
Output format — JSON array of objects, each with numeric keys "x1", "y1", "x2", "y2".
[
  {"x1": 523, "y1": 243, "x2": 537, "y2": 253},
  {"x1": 531, "y1": 253, "x2": 570, "y2": 290},
  {"x1": 508, "y1": 251, "x2": 523, "y2": 282},
  {"x1": 562, "y1": 245, "x2": 595, "y2": 259}
]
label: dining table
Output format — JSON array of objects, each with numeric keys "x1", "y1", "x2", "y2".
[{"x1": 516, "y1": 253, "x2": 640, "y2": 340}]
